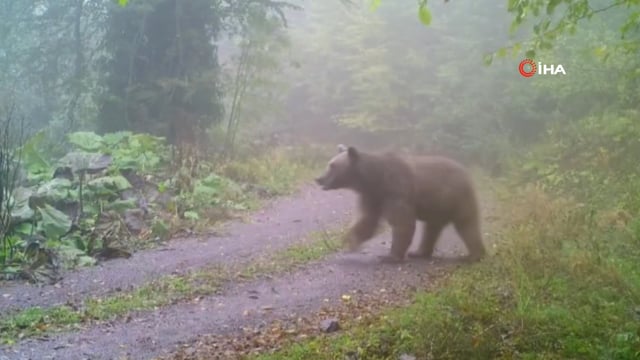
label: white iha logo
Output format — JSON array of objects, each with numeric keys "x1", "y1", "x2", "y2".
[{"x1": 518, "y1": 59, "x2": 566, "y2": 78}]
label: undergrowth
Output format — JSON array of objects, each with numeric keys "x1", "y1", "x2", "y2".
[
  {"x1": 218, "y1": 144, "x2": 327, "y2": 196},
  {"x1": 252, "y1": 182, "x2": 640, "y2": 360},
  {"x1": 0, "y1": 130, "x2": 326, "y2": 282}
]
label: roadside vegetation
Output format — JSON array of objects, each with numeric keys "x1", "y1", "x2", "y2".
[{"x1": 0, "y1": 127, "x2": 324, "y2": 283}]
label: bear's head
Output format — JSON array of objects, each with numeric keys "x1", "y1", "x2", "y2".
[{"x1": 315, "y1": 144, "x2": 360, "y2": 191}]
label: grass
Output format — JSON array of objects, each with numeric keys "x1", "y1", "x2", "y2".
[
  {"x1": 248, "y1": 183, "x2": 640, "y2": 360},
  {"x1": 218, "y1": 144, "x2": 328, "y2": 196},
  {"x1": 0, "y1": 227, "x2": 344, "y2": 345}
]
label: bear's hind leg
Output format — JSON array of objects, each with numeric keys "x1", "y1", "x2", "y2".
[
  {"x1": 408, "y1": 221, "x2": 445, "y2": 259},
  {"x1": 379, "y1": 202, "x2": 416, "y2": 264}
]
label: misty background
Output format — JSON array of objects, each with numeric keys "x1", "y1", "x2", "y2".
[{"x1": 3, "y1": 0, "x2": 633, "y2": 164}]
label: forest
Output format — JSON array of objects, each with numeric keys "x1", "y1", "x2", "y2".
[{"x1": 0, "y1": 0, "x2": 639, "y2": 359}]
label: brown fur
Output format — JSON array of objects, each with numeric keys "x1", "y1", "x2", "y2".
[{"x1": 315, "y1": 145, "x2": 486, "y2": 263}]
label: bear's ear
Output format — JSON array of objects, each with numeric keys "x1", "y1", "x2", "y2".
[
  {"x1": 347, "y1": 146, "x2": 359, "y2": 161},
  {"x1": 337, "y1": 144, "x2": 348, "y2": 153}
]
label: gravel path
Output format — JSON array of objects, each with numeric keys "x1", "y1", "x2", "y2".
[
  {"x1": 0, "y1": 186, "x2": 353, "y2": 314},
  {"x1": 0, "y1": 183, "x2": 495, "y2": 360}
]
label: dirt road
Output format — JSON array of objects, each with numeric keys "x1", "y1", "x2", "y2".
[{"x1": 0, "y1": 184, "x2": 491, "y2": 360}]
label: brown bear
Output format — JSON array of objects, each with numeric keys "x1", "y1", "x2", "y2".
[{"x1": 315, "y1": 144, "x2": 486, "y2": 263}]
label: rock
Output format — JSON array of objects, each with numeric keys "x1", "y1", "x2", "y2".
[
  {"x1": 319, "y1": 318, "x2": 340, "y2": 333},
  {"x1": 53, "y1": 166, "x2": 74, "y2": 181},
  {"x1": 155, "y1": 190, "x2": 175, "y2": 207},
  {"x1": 124, "y1": 209, "x2": 145, "y2": 234},
  {"x1": 399, "y1": 354, "x2": 416, "y2": 360}
]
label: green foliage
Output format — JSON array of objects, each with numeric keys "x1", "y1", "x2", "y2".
[
  {"x1": 1, "y1": 125, "x2": 325, "y2": 280},
  {"x1": 37, "y1": 204, "x2": 72, "y2": 240},
  {"x1": 172, "y1": 172, "x2": 249, "y2": 227},
  {"x1": 0, "y1": 106, "x2": 26, "y2": 268},
  {"x1": 487, "y1": 0, "x2": 640, "y2": 65},
  {"x1": 66, "y1": 131, "x2": 168, "y2": 171},
  {"x1": 371, "y1": 0, "x2": 639, "y2": 63},
  {"x1": 1, "y1": 130, "x2": 161, "y2": 279},
  {"x1": 417, "y1": 2, "x2": 432, "y2": 25},
  {"x1": 3, "y1": 130, "x2": 308, "y2": 280},
  {"x1": 513, "y1": 109, "x2": 640, "y2": 214},
  {"x1": 18, "y1": 131, "x2": 52, "y2": 181}
]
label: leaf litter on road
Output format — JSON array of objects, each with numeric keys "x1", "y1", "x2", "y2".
[{"x1": 157, "y1": 269, "x2": 452, "y2": 360}]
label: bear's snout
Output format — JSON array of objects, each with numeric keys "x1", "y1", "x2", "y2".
[{"x1": 314, "y1": 175, "x2": 332, "y2": 190}]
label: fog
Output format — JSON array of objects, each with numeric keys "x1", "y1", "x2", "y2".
[
  {"x1": 1, "y1": 0, "x2": 628, "y2": 165},
  {"x1": 1, "y1": 0, "x2": 639, "y2": 358},
  {"x1": 214, "y1": 0, "x2": 557, "y2": 165}
]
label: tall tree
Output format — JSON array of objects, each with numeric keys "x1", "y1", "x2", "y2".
[
  {"x1": 0, "y1": 0, "x2": 106, "y2": 135},
  {"x1": 98, "y1": 0, "x2": 224, "y2": 152},
  {"x1": 220, "y1": 2, "x2": 293, "y2": 157}
]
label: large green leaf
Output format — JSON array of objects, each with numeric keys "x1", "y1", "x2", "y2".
[
  {"x1": 37, "y1": 204, "x2": 72, "y2": 240},
  {"x1": 87, "y1": 175, "x2": 132, "y2": 192},
  {"x1": 10, "y1": 186, "x2": 35, "y2": 223},
  {"x1": 130, "y1": 133, "x2": 165, "y2": 152},
  {"x1": 68, "y1": 132, "x2": 104, "y2": 152},
  {"x1": 58, "y1": 243, "x2": 97, "y2": 269},
  {"x1": 193, "y1": 174, "x2": 223, "y2": 199},
  {"x1": 34, "y1": 178, "x2": 73, "y2": 203},
  {"x1": 418, "y1": 4, "x2": 432, "y2": 26},
  {"x1": 102, "y1": 131, "x2": 132, "y2": 147}
]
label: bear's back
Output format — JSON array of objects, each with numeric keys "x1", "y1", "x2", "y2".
[{"x1": 406, "y1": 155, "x2": 477, "y2": 220}]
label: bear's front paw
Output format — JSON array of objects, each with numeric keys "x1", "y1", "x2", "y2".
[{"x1": 342, "y1": 236, "x2": 359, "y2": 252}]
